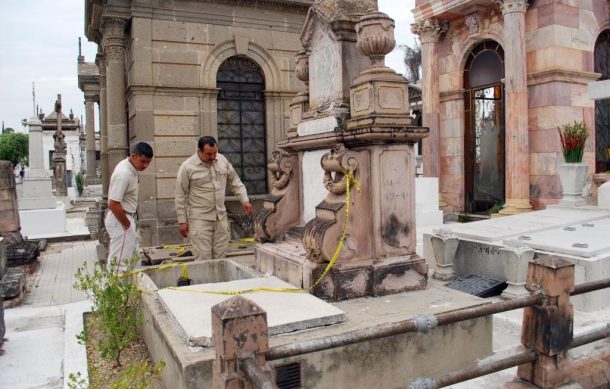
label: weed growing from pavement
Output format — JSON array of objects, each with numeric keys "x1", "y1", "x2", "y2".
[
  {"x1": 111, "y1": 359, "x2": 166, "y2": 389},
  {"x1": 74, "y1": 257, "x2": 141, "y2": 368}
]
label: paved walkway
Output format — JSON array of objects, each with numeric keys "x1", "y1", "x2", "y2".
[{"x1": 1, "y1": 240, "x2": 96, "y2": 389}]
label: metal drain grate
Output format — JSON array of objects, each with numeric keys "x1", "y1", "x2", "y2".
[
  {"x1": 444, "y1": 274, "x2": 507, "y2": 297},
  {"x1": 275, "y1": 362, "x2": 301, "y2": 389}
]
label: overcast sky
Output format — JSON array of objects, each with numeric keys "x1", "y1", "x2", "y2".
[{"x1": 0, "y1": 0, "x2": 415, "y2": 132}]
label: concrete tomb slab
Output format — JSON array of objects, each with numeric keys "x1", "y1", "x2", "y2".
[
  {"x1": 157, "y1": 276, "x2": 345, "y2": 347},
  {"x1": 443, "y1": 208, "x2": 610, "y2": 242}
]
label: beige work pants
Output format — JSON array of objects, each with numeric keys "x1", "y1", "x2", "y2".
[{"x1": 189, "y1": 216, "x2": 230, "y2": 260}]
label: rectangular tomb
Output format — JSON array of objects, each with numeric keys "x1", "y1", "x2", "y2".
[{"x1": 444, "y1": 208, "x2": 610, "y2": 243}]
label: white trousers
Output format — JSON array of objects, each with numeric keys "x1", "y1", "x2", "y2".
[{"x1": 105, "y1": 212, "x2": 138, "y2": 273}]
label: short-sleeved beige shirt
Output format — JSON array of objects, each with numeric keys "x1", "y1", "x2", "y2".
[
  {"x1": 175, "y1": 152, "x2": 249, "y2": 223},
  {"x1": 108, "y1": 158, "x2": 139, "y2": 213}
]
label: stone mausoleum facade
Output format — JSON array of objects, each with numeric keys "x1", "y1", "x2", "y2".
[
  {"x1": 412, "y1": 0, "x2": 610, "y2": 214},
  {"x1": 83, "y1": 0, "x2": 312, "y2": 246}
]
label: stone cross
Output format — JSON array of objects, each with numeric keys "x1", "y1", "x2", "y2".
[{"x1": 52, "y1": 94, "x2": 68, "y2": 196}]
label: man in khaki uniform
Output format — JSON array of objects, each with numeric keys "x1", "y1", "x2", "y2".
[
  {"x1": 106, "y1": 142, "x2": 153, "y2": 273},
  {"x1": 175, "y1": 136, "x2": 253, "y2": 260}
]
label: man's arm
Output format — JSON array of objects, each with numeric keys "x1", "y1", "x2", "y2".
[
  {"x1": 175, "y1": 163, "x2": 190, "y2": 237},
  {"x1": 108, "y1": 199, "x2": 130, "y2": 230},
  {"x1": 226, "y1": 163, "x2": 252, "y2": 215}
]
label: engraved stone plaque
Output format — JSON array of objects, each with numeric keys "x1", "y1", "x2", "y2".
[
  {"x1": 308, "y1": 22, "x2": 341, "y2": 108},
  {"x1": 379, "y1": 149, "x2": 413, "y2": 252},
  {"x1": 297, "y1": 116, "x2": 339, "y2": 136}
]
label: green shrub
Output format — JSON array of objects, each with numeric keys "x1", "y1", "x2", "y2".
[
  {"x1": 75, "y1": 171, "x2": 85, "y2": 196},
  {"x1": 73, "y1": 258, "x2": 142, "y2": 368}
]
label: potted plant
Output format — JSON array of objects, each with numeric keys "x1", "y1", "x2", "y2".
[{"x1": 557, "y1": 121, "x2": 589, "y2": 206}]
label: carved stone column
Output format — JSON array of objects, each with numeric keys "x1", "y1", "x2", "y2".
[
  {"x1": 411, "y1": 19, "x2": 448, "y2": 181},
  {"x1": 84, "y1": 94, "x2": 97, "y2": 183},
  {"x1": 102, "y1": 18, "x2": 129, "y2": 176},
  {"x1": 96, "y1": 53, "x2": 109, "y2": 197},
  {"x1": 496, "y1": 0, "x2": 532, "y2": 215}
]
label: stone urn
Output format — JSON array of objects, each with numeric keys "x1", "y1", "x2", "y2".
[
  {"x1": 558, "y1": 162, "x2": 588, "y2": 206},
  {"x1": 355, "y1": 11, "x2": 396, "y2": 68}
]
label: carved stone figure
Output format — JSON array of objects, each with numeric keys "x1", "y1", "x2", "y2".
[
  {"x1": 254, "y1": 151, "x2": 299, "y2": 242},
  {"x1": 303, "y1": 144, "x2": 358, "y2": 263}
]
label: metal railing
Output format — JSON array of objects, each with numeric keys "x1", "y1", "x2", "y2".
[
  {"x1": 267, "y1": 294, "x2": 544, "y2": 361},
  {"x1": 216, "y1": 262, "x2": 610, "y2": 389}
]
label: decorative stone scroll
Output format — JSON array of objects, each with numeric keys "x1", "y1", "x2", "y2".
[
  {"x1": 410, "y1": 18, "x2": 448, "y2": 45},
  {"x1": 493, "y1": 0, "x2": 528, "y2": 15},
  {"x1": 303, "y1": 144, "x2": 358, "y2": 263},
  {"x1": 254, "y1": 151, "x2": 300, "y2": 242},
  {"x1": 465, "y1": 11, "x2": 481, "y2": 35}
]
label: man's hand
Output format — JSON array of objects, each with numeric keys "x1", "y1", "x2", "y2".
[
  {"x1": 243, "y1": 202, "x2": 253, "y2": 216},
  {"x1": 179, "y1": 223, "x2": 189, "y2": 238},
  {"x1": 108, "y1": 199, "x2": 131, "y2": 231}
]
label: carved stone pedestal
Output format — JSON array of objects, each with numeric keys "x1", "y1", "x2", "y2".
[{"x1": 312, "y1": 256, "x2": 427, "y2": 300}]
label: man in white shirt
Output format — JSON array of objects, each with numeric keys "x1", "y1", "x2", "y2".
[{"x1": 106, "y1": 142, "x2": 153, "y2": 273}]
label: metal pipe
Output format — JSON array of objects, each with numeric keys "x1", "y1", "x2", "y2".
[
  {"x1": 572, "y1": 278, "x2": 610, "y2": 296},
  {"x1": 435, "y1": 294, "x2": 543, "y2": 327},
  {"x1": 431, "y1": 350, "x2": 537, "y2": 388},
  {"x1": 267, "y1": 320, "x2": 417, "y2": 360},
  {"x1": 268, "y1": 295, "x2": 542, "y2": 360},
  {"x1": 240, "y1": 358, "x2": 278, "y2": 389},
  {"x1": 569, "y1": 324, "x2": 610, "y2": 349}
]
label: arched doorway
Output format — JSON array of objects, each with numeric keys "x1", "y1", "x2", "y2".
[
  {"x1": 216, "y1": 56, "x2": 267, "y2": 194},
  {"x1": 595, "y1": 30, "x2": 610, "y2": 173},
  {"x1": 463, "y1": 40, "x2": 505, "y2": 213}
]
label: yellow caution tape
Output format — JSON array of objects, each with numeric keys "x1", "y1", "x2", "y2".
[
  {"x1": 309, "y1": 168, "x2": 359, "y2": 290},
  {"x1": 124, "y1": 168, "x2": 359, "y2": 296}
]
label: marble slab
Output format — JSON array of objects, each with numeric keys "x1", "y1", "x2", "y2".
[
  {"x1": 504, "y1": 217, "x2": 610, "y2": 258},
  {"x1": 157, "y1": 276, "x2": 345, "y2": 347},
  {"x1": 297, "y1": 116, "x2": 339, "y2": 136},
  {"x1": 442, "y1": 208, "x2": 610, "y2": 243},
  {"x1": 301, "y1": 149, "x2": 329, "y2": 223}
]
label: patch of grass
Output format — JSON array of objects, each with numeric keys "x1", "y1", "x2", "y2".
[{"x1": 457, "y1": 214, "x2": 472, "y2": 223}]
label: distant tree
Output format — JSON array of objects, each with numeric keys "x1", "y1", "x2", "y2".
[
  {"x1": 401, "y1": 40, "x2": 422, "y2": 84},
  {"x1": 3, "y1": 127, "x2": 14, "y2": 134},
  {"x1": 0, "y1": 133, "x2": 28, "y2": 166}
]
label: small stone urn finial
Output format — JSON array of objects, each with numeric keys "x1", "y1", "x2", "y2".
[
  {"x1": 295, "y1": 49, "x2": 310, "y2": 87},
  {"x1": 355, "y1": 12, "x2": 396, "y2": 68}
]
